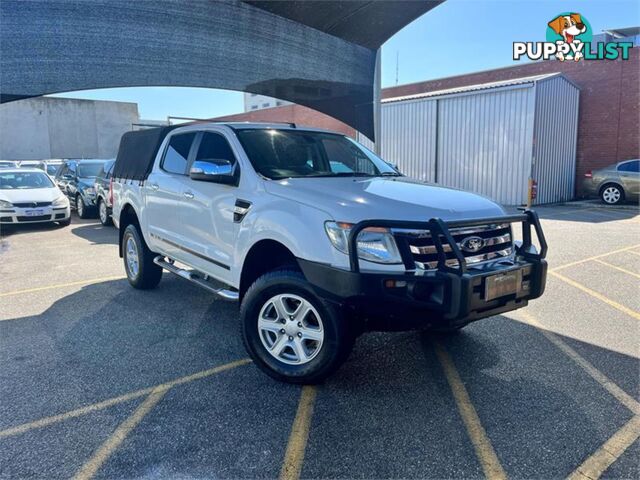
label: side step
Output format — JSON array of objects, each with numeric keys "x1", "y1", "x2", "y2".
[{"x1": 153, "y1": 256, "x2": 239, "y2": 301}]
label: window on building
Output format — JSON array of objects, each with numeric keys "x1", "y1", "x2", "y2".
[
  {"x1": 251, "y1": 105, "x2": 258, "y2": 110},
  {"x1": 262, "y1": 103, "x2": 270, "y2": 108},
  {"x1": 162, "y1": 133, "x2": 196, "y2": 175}
]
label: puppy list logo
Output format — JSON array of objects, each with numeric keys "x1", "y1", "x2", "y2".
[{"x1": 513, "y1": 12, "x2": 633, "y2": 62}]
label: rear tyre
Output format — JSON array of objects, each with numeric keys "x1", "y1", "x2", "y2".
[
  {"x1": 98, "y1": 198, "x2": 113, "y2": 226},
  {"x1": 600, "y1": 183, "x2": 624, "y2": 205},
  {"x1": 241, "y1": 270, "x2": 354, "y2": 384},
  {"x1": 122, "y1": 224, "x2": 162, "y2": 289},
  {"x1": 76, "y1": 194, "x2": 90, "y2": 219}
]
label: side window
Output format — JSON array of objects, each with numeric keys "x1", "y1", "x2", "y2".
[
  {"x1": 618, "y1": 160, "x2": 640, "y2": 173},
  {"x1": 68, "y1": 163, "x2": 77, "y2": 175},
  {"x1": 106, "y1": 162, "x2": 115, "y2": 178},
  {"x1": 56, "y1": 165, "x2": 67, "y2": 178},
  {"x1": 162, "y1": 133, "x2": 196, "y2": 175},
  {"x1": 195, "y1": 132, "x2": 237, "y2": 164}
]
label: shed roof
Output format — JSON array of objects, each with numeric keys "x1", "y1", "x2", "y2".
[{"x1": 383, "y1": 73, "x2": 578, "y2": 104}]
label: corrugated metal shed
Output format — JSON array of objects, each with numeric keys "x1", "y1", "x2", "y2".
[{"x1": 359, "y1": 73, "x2": 580, "y2": 205}]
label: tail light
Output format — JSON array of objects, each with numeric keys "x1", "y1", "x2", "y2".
[
  {"x1": 108, "y1": 178, "x2": 113, "y2": 205},
  {"x1": 584, "y1": 170, "x2": 593, "y2": 178}
]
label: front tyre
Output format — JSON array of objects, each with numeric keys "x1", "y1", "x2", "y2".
[
  {"x1": 76, "y1": 194, "x2": 90, "y2": 219},
  {"x1": 241, "y1": 270, "x2": 354, "y2": 384},
  {"x1": 98, "y1": 198, "x2": 112, "y2": 226},
  {"x1": 122, "y1": 224, "x2": 162, "y2": 289}
]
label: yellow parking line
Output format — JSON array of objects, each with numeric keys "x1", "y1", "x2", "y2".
[
  {"x1": 0, "y1": 276, "x2": 126, "y2": 298},
  {"x1": 0, "y1": 358, "x2": 251, "y2": 439},
  {"x1": 72, "y1": 388, "x2": 168, "y2": 480},
  {"x1": 518, "y1": 310, "x2": 640, "y2": 415},
  {"x1": 280, "y1": 386, "x2": 317, "y2": 480},
  {"x1": 568, "y1": 415, "x2": 640, "y2": 480},
  {"x1": 551, "y1": 244, "x2": 640, "y2": 272},
  {"x1": 548, "y1": 271, "x2": 640, "y2": 321},
  {"x1": 434, "y1": 342, "x2": 507, "y2": 480},
  {"x1": 593, "y1": 259, "x2": 640, "y2": 279},
  {"x1": 518, "y1": 310, "x2": 640, "y2": 478}
]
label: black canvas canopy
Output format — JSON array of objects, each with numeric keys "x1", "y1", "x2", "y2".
[
  {"x1": 113, "y1": 126, "x2": 178, "y2": 181},
  {"x1": 0, "y1": 0, "x2": 443, "y2": 140}
]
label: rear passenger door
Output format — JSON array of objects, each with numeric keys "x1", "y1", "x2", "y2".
[
  {"x1": 174, "y1": 130, "x2": 239, "y2": 282},
  {"x1": 618, "y1": 160, "x2": 639, "y2": 196},
  {"x1": 144, "y1": 132, "x2": 197, "y2": 257}
]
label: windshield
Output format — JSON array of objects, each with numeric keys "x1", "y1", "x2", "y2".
[
  {"x1": 46, "y1": 164, "x2": 61, "y2": 175},
  {"x1": 77, "y1": 162, "x2": 105, "y2": 178},
  {"x1": 0, "y1": 171, "x2": 54, "y2": 189},
  {"x1": 235, "y1": 129, "x2": 399, "y2": 180}
]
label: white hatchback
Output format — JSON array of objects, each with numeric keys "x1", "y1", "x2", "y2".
[{"x1": 0, "y1": 168, "x2": 71, "y2": 226}]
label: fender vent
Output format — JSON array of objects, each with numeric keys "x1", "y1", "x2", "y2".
[{"x1": 234, "y1": 199, "x2": 252, "y2": 223}]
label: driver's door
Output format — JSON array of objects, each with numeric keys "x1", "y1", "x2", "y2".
[{"x1": 174, "y1": 130, "x2": 240, "y2": 283}]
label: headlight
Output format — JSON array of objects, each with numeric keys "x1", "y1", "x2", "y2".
[
  {"x1": 52, "y1": 195, "x2": 69, "y2": 207},
  {"x1": 83, "y1": 186, "x2": 95, "y2": 195},
  {"x1": 0, "y1": 199, "x2": 12, "y2": 209},
  {"x1": 324, "y1": 221, "x2": 402, "y2": 264}
]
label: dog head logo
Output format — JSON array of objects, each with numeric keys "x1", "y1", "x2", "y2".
[{"x1": 546, "y1": 13, "x2": 590, "y2": 61}]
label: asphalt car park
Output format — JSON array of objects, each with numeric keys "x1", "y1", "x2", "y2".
[{"x1": 0, "y1": 203, "x2": 639, "y2": 479}]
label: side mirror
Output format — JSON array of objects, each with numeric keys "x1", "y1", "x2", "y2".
[
  {"x1": 62, "y1": 174, "x2": 73, "y2": 180},
  {"x1": 189, "y1": 159, "x2": 236, "y2": 184}
]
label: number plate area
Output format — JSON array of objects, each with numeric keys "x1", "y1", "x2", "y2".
[
  {"x1": 484, "y1": 269, "x2": 522, "y2": 301},
  {"x1": 25, "y1": 209, "x2": 44, "y2": 217}
]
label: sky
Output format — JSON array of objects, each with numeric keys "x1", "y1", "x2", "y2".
[{"x1": 53, "y1": 0, "x2": 640, "y2": 121}]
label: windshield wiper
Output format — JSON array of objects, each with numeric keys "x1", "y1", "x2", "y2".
[{"x1": 379, "y1": 171, "x2": 401, "y2": 176}]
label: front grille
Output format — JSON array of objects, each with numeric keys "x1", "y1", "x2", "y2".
[
  {"x1": 400, "y1": 223, "x2": 513, "y2": 270},
  {"x1": 17, "y1": 215, "x2": 52, "y2": 222},
  {"x1": 13, "y1": 201, "x2": 52, "y2": 208},
  {"x1": 0, "y1": 216, "x2": 12, "y2": 222}
]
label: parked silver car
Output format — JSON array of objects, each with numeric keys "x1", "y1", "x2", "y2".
[{"x1": 583, "y1": 159, "x2": 639, "y2": 205}]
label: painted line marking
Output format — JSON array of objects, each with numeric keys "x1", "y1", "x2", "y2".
[
  {"x1": 0, "y1": 276, "x2": 126, "y2": 298},
  {"x1": 548, "y1": 271, "x2": 640, "y2": 321},
  {"x1": 567, "y1": 415, "x2": 640, "y2": 480},
  {"x1": 628, "y1": 250, "x2": 640, "y2": 257},
  {"x1": 280, "y1": 386, "x2": 317, "y2": 480},
  {"x1": 551, "y1": 244, "x2": 640, "y2": 272},
  {"x1": 434, "y1": 341, "x2": 507, "y2": 480},
  {"x1": 72, "y1": 388, "x2": 167, "y2": 480},
  {"x1": 518, "y1": 310, "x2": 640, "y2": 415},
  {"x1": 0, "y1": 358, "x2": 251, "y2": 439},
  {"x1": 518, "y1": 310, "x2": 640, "y2": 479},
  {"x1": 593, "y1": 259, "x2": 640, "y2": 279}
]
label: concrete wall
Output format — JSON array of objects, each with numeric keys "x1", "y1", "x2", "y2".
[{"x1": 0, "y1": 97, "x2": 139, "y2": 160}]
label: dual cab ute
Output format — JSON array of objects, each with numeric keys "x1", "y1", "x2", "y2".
[{"x1": 112, "y1": 122, "x2": 547, "y2": 383}]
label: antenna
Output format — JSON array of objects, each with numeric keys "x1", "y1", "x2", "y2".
[{"x1": 395, "y1": 51, "x2": 399, "y2": 85}]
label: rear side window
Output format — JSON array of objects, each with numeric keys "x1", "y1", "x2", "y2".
[
  {"x1": 195, "y1": 132, "x2": 237, "y2": 164},
  {"x1": 163, "y1": 133, "x2": 196, "y2": 175},
  {"x1": 618, "y1": 160, "x2": 639, "y2": 173}
]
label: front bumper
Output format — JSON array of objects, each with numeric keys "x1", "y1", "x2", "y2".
[
  {"x1": 298, "y1": 210, "x2": 548, "y2": 331},
  {"x1": 0, "y1": 205, "x2": 70, "y2": 224}
]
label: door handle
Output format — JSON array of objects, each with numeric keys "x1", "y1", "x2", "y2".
[
  {"x1": 148, "y1": 183, "x2": 159, "y2": 191},
  {"x1": 183, "y1": 191, "x2": 194, "y2": 199}
]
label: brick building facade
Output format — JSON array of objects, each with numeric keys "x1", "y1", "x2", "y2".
[{"x1": 213, "y1": 50, "x2": 639, "y2": 197}]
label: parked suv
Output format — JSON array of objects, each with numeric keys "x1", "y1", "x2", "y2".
[
  {"x1": 583, "y1": 159, "x2": 639, "y2": 205},
  {"x1": 94, "y1": 159, "x2": 115, "y2": 226},
  {"x1": 112, "y1": 123, "x2": 547, "y2": 383},
  {"x1": 55, "y1": 159, "x2": 108, "y2": 218}
]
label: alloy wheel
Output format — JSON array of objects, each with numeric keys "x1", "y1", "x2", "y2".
[
  {"x1": 125, "y1": 236, "x2": 139, "y2": 278},
  {"x1": 258, "y1": 293, "x2": 324, "y2": 365},
  {"x1": 99, "y1": 201, "x2": 108, "y2": 223}
]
